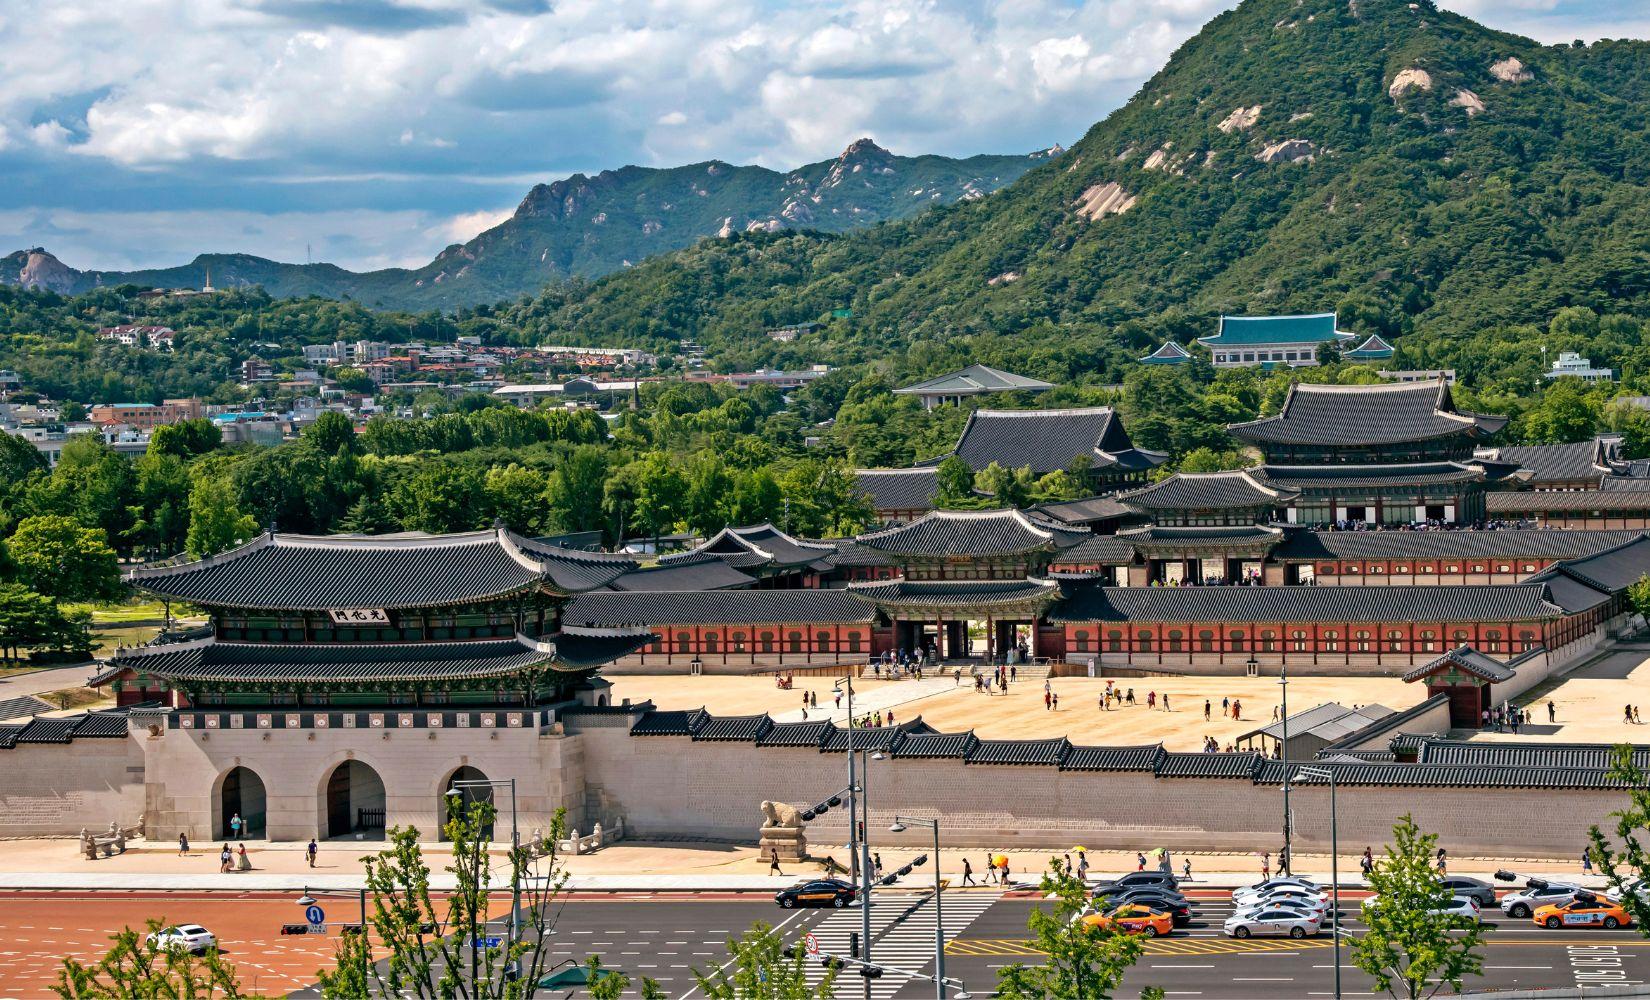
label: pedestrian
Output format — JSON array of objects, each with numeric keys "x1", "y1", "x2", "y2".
[
  {"x1": 1044, "y1": 690, "x2": 1052, "y2": 711},
  {"x1": 1262, "y1": 852, "x2": 1270, "y2": 879},
  {"x1": 1361, "y1": 847, "x2": 1373, "y2": 876},
  {"x1": 1583, "y1": 848, "x2": 1594, "y2": 874},
  {"x1": 219, "y1": 843, "x2": 232, "y2": 874},
  {"x1": 230, "y1": 812, "x2": 242, "y2": 839},
  {"x1": 834, "y1": 690, "x2": 842, "y2": 709},
  {"x1": 1548, "y1": 700, "x2": 1557, "y2": 723},
  {"x1": 1222, "y1": 696, "x2": 1230, "y2": 717},
  {"x1": 874, "y1": 853, "x2": 884, "y2": 880},
  {"x1": 1044, "y1": 679, "x2": 1052, "y2": 695},
  {"x1": 1136, "y1": 852, "x2": 1146, "y2": 871},
  {"x1": 307, "y1": 838, "x2": 318, "y2": 868},
  {"x1": 236, "y1": 843, "x2": 251, "y2": 871},
  {"x1": 1077, "y1": 852, "x2": 1089, "y2": 881},
  {"x1": 1127, "y1": 688, "x2": 1136, "y2": 706},
  {"x1": 1436, "y1": 847, "x2": 1447, "y2": 874},
  {"x1": 1182, "y1": 859, "x2": 1192, "y2": 882},
  {"x1": 887, "y1": 710, "x2": 895, "y2": 726},
  {"x1": 1638, "y1": 707, "x2": 1644, "y2": 726},
  {"x1": 811, "y1": 690, "x2": 818, "y2": 708},
  {"x1": 178, "y1": 833, "x2": 189, "y2": 856},
  {"x1": 1011, "y1": 665, "x2": 1017, "y2": 682},
  {"x1": 1232, "y1": 699, "x2": 1242, "y2": 720},
  {"x1": 769, "y1": 846, "x2": 784, "y2": 876},
  {"x1": 1063, "y1": 852, "x2": 1073, "y2": 874},
  {"x1": 1052, "y1": 692, "x2": 1059, "y2": 711},
  {"x1": 963, "y1": 858, "x2": 975, "y2": 886},
  {"x1": 1204, "y1": 699, "x2": 1211, "y2": 721},
  {"x1": 1000, "y1": 857, "x2": 1011, "y2": 885},
  {"x1": 1628, "y1": 704, "x2": 1635, "y2": 725},
  {"x1": 1162, "y1": 694, "x2": 1170, "y2": 712},
  {"x1": 1147, "y1": 691, "x2": 1156, "y2": 710}
]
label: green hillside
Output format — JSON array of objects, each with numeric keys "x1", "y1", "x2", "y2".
[
  {"x1": 1, "y1": 140, "x2": 1049, "y2": 312},
  {"x1": 496, "y1": 0, "x2": 1650, "y2": 396}
]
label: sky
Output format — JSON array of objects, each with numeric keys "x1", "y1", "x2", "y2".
[{"x1": 0, "y1": 0, "x2": 1639, "y2": 274}]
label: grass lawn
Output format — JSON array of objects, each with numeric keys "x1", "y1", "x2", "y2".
[
  {"x1": 88, "y1": 624, "x2": 161, "y2": 653},
  {"x1": 39, "y1": 687, "x2": 108, "y2": 712},
  {"x1": 62, "y1": 598, "x2": 203, "y2": 625}
]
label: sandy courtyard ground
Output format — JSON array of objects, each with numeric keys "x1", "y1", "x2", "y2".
[
  {"x1": 606, "y1": 673, "x2": 1423, "y2": 750},
  {"x1": 1466, "y1": 642, "x2": 1650, "y2": 743}
]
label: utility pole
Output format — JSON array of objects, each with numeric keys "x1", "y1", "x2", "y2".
[{"x1": 1280, "y1": 660, "x2": 1291, "y2": 874}]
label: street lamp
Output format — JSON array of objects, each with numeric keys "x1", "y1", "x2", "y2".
[
  {"x1": 1299, "y1": 765, "x2": 1342, "y2": 1000},
  {"x1": 297, "y1": 886, "x2": 370, "y2": 984},
  {"x1": 890, "y1": 816, "x2": 952, "y2": 1000},
  {"x1": 1279, "y1": 659, "x2": 1291, "y2": 874},
  {"x1": 833, "y1": 673, "x2": 876, "y2": 1000},
  {"x1": 447, "y1": 777, "x2": 521, "y2": 972}
]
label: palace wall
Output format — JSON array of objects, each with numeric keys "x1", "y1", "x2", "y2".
[
  {"x1": 574, "y1": 726, "x2": 1624, "y2": 857},
  {"x1": 0, "y1": 738, "x2": 144, "y2": 837}
]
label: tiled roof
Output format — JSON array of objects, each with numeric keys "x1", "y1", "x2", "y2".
[
  {"x1": 0, "y1": 724, "x2": 23, "y2": 748},
  {"x1": 1259, "y1": 462, "x2": 1484, "y2": 490},
  {"x1": 1119, "y1": 471, "x2": 1292, "y2": 510},
  {"x1": 1532, "y1": 571, "x2": 1613, "y2": 614},
  {"x1": 661, "y1": 524, "x2": 836, "y2": 571},
  {"x1": 855, "y1": 509, "x2": 1089, "y2": 557},
  {"x1": 1271, "y1": 528, "x2": 1643, "y2": 562},
  {"x1": 564, "y1": 589, "x2": 877, "y2": 627},
  {"x1": 966, "y1": 737, "x2": 1071, "y2": 766},
  {"x1": 1413, "y1": 739, "x2": 1650, "y2": 770},
  {"x1": 756, "y1": 720, "x2": 835, "y2": 747},
  {"x1": 1050, "y1": 583, "x2": 1562, "y2": 624},
  {"x1": 893, "y1": 731, "x2": 980, "y2": 759},
  {"x1": 1060, "y1": 745, "x2": 1166, "y2": 771},
  {"x1": 630, "y1": 709, "x2": 708, "y2": 736},
  {"x1": 1545, "y1": 535, "x2": 1650, "y2": 593},
  {"x1": 1345, "y1": 334, "x2": 1395, "y2": 359},
  {"x1": 848, "y1": 579, "x2": 1057, "y2": 610},
  {"x1": 1157, "y1": 751, "x2": 1262, "y2": 778},
  {"x1": 14, "y1": 717, "x2": 80, "y2": 743},
  {"x1": 103, "y1": 632, "x2": 646, "y2": 684},
  {"x1": 1140, "y1": 341, "x2": 1192, "y2": 364},
  {"x1": 1492, "y1": 440, "x2": 1609, "y2": 486},
  {"x1": 829, "y1": 540, "x2": 899, "y2": 568},
  {"x1": 1237, "y1": 702, "x2": 1395, "y2": 744},
  {"x1": 820, "y1": 720, "x2": 934, "y2": 753},
  {"x1": 1056, "y1": 534, "x2": 1137, "y2": 563},
  {"x1": 939, "y1": 407, "x2": 1168, "y2": 476},
  {"x1": 1229, "y1": 381, "x2": 1505, "y2": 447},
  {"x1": 69, "y1": 711, "x2": 133, "y2": 738},
  {"x1": 1489, "y1": 490, "x2": 1650, "y2": 513},
  {"x1": 854, "y1": 468, "x2": 939, "y2": 513},
  {"x1": 128, "y1": 527, "x2": 633, "y2": 610},
  {"x1": 1033, "y1": 495, "x2": 1133, "y2": 524},
  {"x1": 1316, "y1": 694, "x2": 1449, "y2": 754},
  {"x1": 0, "y1": 695, "x2": 49, "y2": 721},
  {"x1": 1601, "y1": 476, "x2": 1650, "y2": 492},
  {"x1": 1117, "y1": 525, "x2": 1283, "y2": 545},
  {"x1": 692, "y1": 714, "x2": 774, "y2": 742},
  {"x1": 1291, "y1": 762, "x2": 1638, "y2": 789},
  {"x1": 608, "y1": 555, "x2": 757, "y2": 592},
  {"x1": 894, "y1": 364, "x2": 1053, "y2": 396},
  {"x1": 1198, "y1": 313, "x2": 1351, "y2": 347},
  {"x1": 1402, "y1": 645, "x2": 1518, "y2": 683}
]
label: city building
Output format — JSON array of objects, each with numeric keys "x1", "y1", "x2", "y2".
[
  {"x1": 1197, "y1": 313, "x2": 1357, "y2": 368},
  {"x1": 89, "y1": 398, "x2": 203, "y2": 431},
  {"x1": 893, "y1": 365, "x2": 1054, "y2": 409},
  {"x1": 97, "y1": 325, "x2": 175, "y2": 349},
  {"x1": 1546, "y1": 351, "x2": 1614, "y2": 382}
]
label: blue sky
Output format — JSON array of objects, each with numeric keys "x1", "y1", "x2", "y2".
[{"x1": 0, "y1": 0, "x2": 1639, "y2": 273}]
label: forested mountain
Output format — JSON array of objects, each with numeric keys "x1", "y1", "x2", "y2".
[
  {"x1": 495, "y1": 0, "x2": 1650, "y2": 396},
  {"x1": 0, "y1": 140, "x2": 1051, "y2": 312}
]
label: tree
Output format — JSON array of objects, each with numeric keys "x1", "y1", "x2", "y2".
[
  {"x1": 691, "y1": 921, "x2": 835, "y2": 1000},
  {"x1": 0, "y1": 583, "x2": 90, "y2": 662},
  {"x1": 1587, "y1": 746, "x2": 1650, "y2": 933},
  {"x1": 1523, "y1": 378, "x2": 1601, "y2": 444},
  {"x1": 1352, "y1": 814, "x2": 1485, "y2": 999},
  {"x1": 484, "y1": 464, "x2": 551, "y2": 534},
  {"x1": 1629, "y1": 576, "x2": 1650, "y2": 625},
  {"x1": 54, "y1": 918, "x2": 245, "y2": 998},
  {"x1": 319, "y1": 798, "x2": 590, "y2": 999},
  {"x1": 8, "y1": 515, "x2": 122, "y2": 602},
  {"x1": 186, "y1": 476, "x2": 259, "y2": 558},
  {"x1": 995, "y1": 860, "x2": 1149, "y2": 999},
  {"x1": 934, "y1": 455, "x2": 976, "y2": 507},
  {"x1": 547, "y1": 446, "x2": 607, "y2": 535},
  {"x1": 1176, "y1": 447, "x2": 1253, "y2": 474},
  {"x1": 303, "y1": 411, "x2": 361, "y2": 457},
  {"x1": 148, "y1": 420, "x2": 222, "y2": 460}
]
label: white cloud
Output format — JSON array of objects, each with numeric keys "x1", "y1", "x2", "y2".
[
  {"x1": 656, "y1": 111, "x2": 688, "y2": 126},
  {"x1": 429, "y1": 206, "x2": 515, "y2": 246}
]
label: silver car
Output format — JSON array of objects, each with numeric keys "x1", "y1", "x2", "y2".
[
  {"x1": 1226, "y1": 906, "x2": 1322, "y2": 939},
  {"x1": 1501, "y1": 882, "x2": 1582, "y2": 918}
]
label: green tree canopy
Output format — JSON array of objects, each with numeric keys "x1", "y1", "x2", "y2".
[{"x1": 8, "y1": 515, "x2": 122, "y2": 602}]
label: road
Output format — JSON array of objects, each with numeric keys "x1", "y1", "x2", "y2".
[{"x1": 4, "y1": 887, "x2": 1648, "y2": 998}]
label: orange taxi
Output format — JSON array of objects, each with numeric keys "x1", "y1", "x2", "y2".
[
  {"x1": 1533, "y1": 896, "x2": 1634, "y2": 930},
  {"x1": 1080, "y1": 904, "x2": 1175, "y2": 937}
]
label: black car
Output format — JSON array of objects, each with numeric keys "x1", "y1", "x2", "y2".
[
  {"x1": 1096, "y1": 889, "x2": 1193, "y2": 926},
  {"x1": 1094, "y1": 871, "x2": 1180, "y2": 894},
  {"x1": 1440, "y1": 876, "x2": 1497, "y2": 908},
  {"x1": 776, "y1": 878, "x2": 857, "y2": 909}
]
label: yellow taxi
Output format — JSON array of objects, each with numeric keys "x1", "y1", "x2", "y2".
[
  {"x1": 1533, "y1": 895, "x2": 1633, "y2": 930},
  {"x1": 1080, "y1": 904, "x2": 1175, "y2": 937}
]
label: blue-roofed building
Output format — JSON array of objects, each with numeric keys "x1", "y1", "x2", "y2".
[
  {"x1": 1345, "y1": 334, "x2": 1396, "y2": 362},
  {"x1": 1139, "y1": 341, "x2": 1192, "y2": 365},
  {"x1": 1197, "y1": 313, "x2": 1357, "y2": 369}
]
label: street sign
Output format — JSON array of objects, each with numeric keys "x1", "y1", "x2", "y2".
[
  {"x1": 306, "y1": 905, "x2": 326, "y2": 926},
  {"x1": 804, "y1": 932, "x2": 819, "y2": 957},
  {"x1": 473, "y1": 936, "x2": 503, "y2": 949}
]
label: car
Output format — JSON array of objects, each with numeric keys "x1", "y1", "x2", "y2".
[
  {"x1": 1440, "y1": 876, "x2": 1498, "y2": 908},
  {"x1": 1534, "y1": 895, "x2": 1634, "y2": 930},
  {"x1": 1501, "y1": 881, "x2": 1583, "y2": 918},
  {"x1": 1095, "y1": 890, "x2": 1193, "y2": 926},
  {"x1": 1093, "y1": 871, "x2": 1179, "y2": 894},
  {"x1": 1233, "y1": 877, "x2": 1322, "y2": 899},
  {"x1": 147, "y1": 925, "x2": 216, "y2": 954},
  {"x1": 1364, "y1": 895, "x2": 1480, "y2": 924},
  {"x1": 1233, "y1": 882, "x2": 1328, "y2": 907},
  {"x1": 1225, "y1": 907, "x2": 1322, "y2": 939},
  {"x1": 1236, "y1": 887, "x2": 1330, "y2": 912},
  {"x1": 775, "y1": 878, "x2": 857, "y2": 909},
  {"x1": 1233, "y1": 897, "x2": 1327, "y2": 920},
  {"x1": 1078, "y1": 904, "x2": 1175, "y2": 937}
]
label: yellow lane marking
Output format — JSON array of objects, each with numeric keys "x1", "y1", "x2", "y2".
[{"x1": 946, "y1": 937, "x2": 1334, "y2": 957}]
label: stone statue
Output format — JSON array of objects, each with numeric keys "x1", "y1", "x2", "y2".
[{"x1": 758, "y1": 800, "x2": 807, "y2": 863}]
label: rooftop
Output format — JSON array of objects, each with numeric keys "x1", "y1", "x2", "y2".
[
  {"x1": 1051, "y1": 582, "x2": 1565, "y2": 624},
  {"x1": 854, "y1": 509, "x2": 1089, "y2": 558},
  {"x1": 1228, "y1": 380, "x2": 1507, "y2": 449},
  {"x1": 936, "y1": 407, "x2": 1167, "y2": 477},
  {"x1": 1119, "y1": 470, "x2": 1294, "y2": 510},
  {"x1": 1197, "y1": 313, "x2": 1356, "y2": 347},
  {"x1": 853, "y1": 467, "x2": 939, "y2": 513},
  {"x1": 893, "y1": 364, "x2": 1053, "y2": 397}
]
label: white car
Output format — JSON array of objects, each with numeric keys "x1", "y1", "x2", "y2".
[
  {"x1": 1233, "y1": 897, "x2": 1328, "y2": 920},
  {"x1": 1234, "y1": 879, "x2": 1328, "y2": 905},
  {"x1": 1225, "y1": 906, "x2": 1322, "y2": 939},
  {"x1": 1501, "y1": 883, "x2": 1583, "y2": 918},
  {"x1": 1235, "y1": 887, "x2": 1331, "y2": 912},
  {"x1": 1365, "y1": 895, "x2": 1480, "y2": 923},
  {"x1": 148, "y1": 924, "x2": 216, "y2": 954}
]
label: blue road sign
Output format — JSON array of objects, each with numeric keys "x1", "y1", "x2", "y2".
[
  {"x1": 473, "y1": 936, "x2": 503, "y2": 949},
  {"x1": 306, "y1": 905, "x2": 326, "y2": 926}
]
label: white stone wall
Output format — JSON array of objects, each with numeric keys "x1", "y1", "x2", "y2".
[{"x1": 0, "y1": 737, "x2": 144, "y2": 837}]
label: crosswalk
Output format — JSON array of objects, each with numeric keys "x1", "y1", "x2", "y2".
[{"x1": 805, "y1": 890, "x2": 1001, "y2": 999}]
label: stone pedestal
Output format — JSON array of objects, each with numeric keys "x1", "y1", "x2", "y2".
[{"x1": 759, "y1": 827, "x2": 808, "y2": 862}]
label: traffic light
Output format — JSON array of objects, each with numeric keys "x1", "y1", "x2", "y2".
[
  {"x1": 881, "y1": 855, "x2": 931, "y2": 885},
  {"x1": 848, "y1": 931, "x2": 860, "y2": 959}
]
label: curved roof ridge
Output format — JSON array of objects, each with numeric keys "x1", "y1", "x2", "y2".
[{"x1": 967, "y1": 405, "x2": 1115, "y2": 417}]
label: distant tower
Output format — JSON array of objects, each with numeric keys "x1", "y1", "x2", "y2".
[{"x1": 202, "y1": 264, "x2": 215, "y2": 293}]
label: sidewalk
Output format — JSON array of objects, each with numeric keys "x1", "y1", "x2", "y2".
[{"x1": 0, "y1": 838, "x2": 1604, "y2": 893}]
